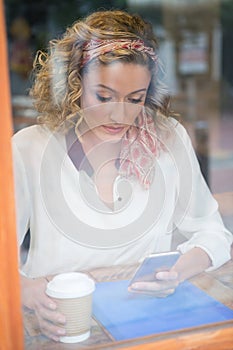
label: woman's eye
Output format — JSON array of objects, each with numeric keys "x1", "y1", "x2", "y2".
[
  {"x1": 96, "y1": 93, "x2": 112, "y2": 103},
  {"x1": 128, "y1": 98, "x2": 143, "y2": 104}
]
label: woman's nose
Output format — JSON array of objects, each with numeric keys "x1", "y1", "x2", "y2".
[
  {"x1": 108, "y1": 102, "x2": 126, "y2": 123},
  {"x1": 108, "y1": 102, "x2": 142, "y2": 125}
]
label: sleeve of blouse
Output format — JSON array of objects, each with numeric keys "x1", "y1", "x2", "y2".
[
  {"x1": 12, "y1": 139, "x2": 30, "y2": 248},
  {"x1": 172, "y1": 121, "x2": 233, "y2": 271}
]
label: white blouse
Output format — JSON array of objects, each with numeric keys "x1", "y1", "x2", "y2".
[{"x1": 12, "y1": 118, "x2": 233, "y2": 278}]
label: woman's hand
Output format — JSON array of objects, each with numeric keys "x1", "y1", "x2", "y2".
[
  {"x1": 128, "y1": 247, "x2": 212, "y2": 297},
  {"x1": 128, "y1": 270, "x2": 179, "y2": 298},
  {"x1": 21, "y1": 275, "x2": 66, "y2": 341}
]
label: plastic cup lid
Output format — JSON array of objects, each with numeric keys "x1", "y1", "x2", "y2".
[{"x1": 46, "y1": 272, "x2": 95, "y2": 298}]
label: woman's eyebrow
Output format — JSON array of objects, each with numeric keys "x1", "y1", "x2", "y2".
[
  {"x1": 127, "y1": 89, "x2": 147, "y2": 96},
  {"x1": 95, "y1": 84, "x2": 147, "y2": 95}
]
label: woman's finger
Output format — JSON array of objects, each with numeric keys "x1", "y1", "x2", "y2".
[
  {"x1": 37, "y1": 305, "x2": 66, "y2": 325},
  {"x1": 128, "y1": 284, "x2": 176, "y2": 297},
  {"x1": 36, "y1": 312, "x2": 66, "y2": 341},
  {"x1": 155, "y1": 270, "x2": 178, "y2": 280},
  {"x1": 153, "y1": 288, "x2": 176, "y2": 298},
  {"x1": 130, "y1": 279, "x2": 178, "y2": 292}
]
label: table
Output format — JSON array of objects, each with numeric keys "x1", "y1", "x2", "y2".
[{"x1": 23, "y1": 259, "x2": 233, "y2": 350}]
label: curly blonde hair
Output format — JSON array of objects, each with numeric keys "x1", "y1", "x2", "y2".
[{"x1": 30, "y1": 10, "x2": 173, "y2": 131}]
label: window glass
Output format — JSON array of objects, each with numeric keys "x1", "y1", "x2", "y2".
[
  {"x1": 128, "y1": 0, "x2": 233, "y2": 231},
  {"x1": 5, "y1": 0, "x2": 233, "y2": 230}
]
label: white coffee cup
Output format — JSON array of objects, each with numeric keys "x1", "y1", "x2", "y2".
[{"x1": 46, "y1": 272, "x2": 95, "y2": 343}]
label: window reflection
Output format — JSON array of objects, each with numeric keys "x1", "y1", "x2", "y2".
[
  {"x1": 5, "y1": 0, "x2": 233, "y2": 231},
  {"x1": 128, "y1": 0, "x2": 233, "y2": 232}
]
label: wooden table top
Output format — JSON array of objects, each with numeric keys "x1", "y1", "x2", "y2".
[{"x1": 23, "y1": 259, "x2": 233, "y2": 350}]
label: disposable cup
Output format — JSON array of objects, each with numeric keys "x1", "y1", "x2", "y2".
[{"x1": 46, "y1": 272, "x2": 95, "y2": 343}]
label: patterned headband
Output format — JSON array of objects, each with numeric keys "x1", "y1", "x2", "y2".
[{"x1": 80, "y1": 39, "x2": 158, "y2": 68}]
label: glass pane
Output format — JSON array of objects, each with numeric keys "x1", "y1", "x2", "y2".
[
  {"x1": 128, "y1": 0, "x2": 233, "y2": 231},
  {"x1": 5, "y1": 1, "x2": 233, "y2": 347}
]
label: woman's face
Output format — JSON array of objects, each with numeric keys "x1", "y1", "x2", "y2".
[{"x1": 80, "y1": 62, "x2": 151, "y2": 142}]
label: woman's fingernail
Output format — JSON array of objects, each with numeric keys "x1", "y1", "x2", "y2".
[
  {"x1": 49, "y1": 303, "x2": 56, "y2": 310},
  {"x1": 58, "y1": 316, "x2": 66, "y2": 324},
  {"x1": 156, "y1": 272, "x2": 163, "y2": 279},
  {"x1": 52, "y1": 336, "x2": 59, "y2": 342},
  {"x1": 57, "y1": 329, "x2": 66, "y2": 335}
]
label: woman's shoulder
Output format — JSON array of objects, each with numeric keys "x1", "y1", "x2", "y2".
[
  {"x1": 12, "y1": 125, "x2": 67, "y2": 161},
  {"x1": 166, "y1": 116, "x2": 186, "y2": 132},
  {"x1": 158, "y1": 116, "x2": 188, "y2": 142},
  {"x1": 12, "y1": 124, "x2": 63, "y2": 150},
  {"x1": 13, "y1": 124, "x2": 49, "y2": 142}
]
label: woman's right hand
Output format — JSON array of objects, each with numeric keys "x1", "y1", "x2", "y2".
[{"x1": 20, "y1": 275, "x2": 66, "y2": 341}]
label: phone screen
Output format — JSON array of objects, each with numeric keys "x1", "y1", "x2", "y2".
[{"x1": 129, "y1": 251, "x2": 180, "y2": 287}]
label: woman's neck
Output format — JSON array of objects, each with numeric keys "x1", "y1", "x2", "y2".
[
  {"x1": 80, "y1": 130, "x2": 121, "y2": 169},
  {"x1": 80, "y1": 130, "x2": 121, "y2": 208}
]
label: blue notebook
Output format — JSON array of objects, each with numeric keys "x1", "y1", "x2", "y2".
[{"x1": 93, "y1": 280, "x2": 233, "y2": 341}]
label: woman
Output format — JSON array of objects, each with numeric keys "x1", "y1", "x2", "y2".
[{"x1": 12, "y1": 10, "x2": 232, "y2": 341}]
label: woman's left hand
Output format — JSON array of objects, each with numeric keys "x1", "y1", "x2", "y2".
[
  {"x1": 128, "y1": 270, "x2": 179, "y2": 298},
  {"x1": 128, "y1": 247, "x2": 212, "y2": 297}
]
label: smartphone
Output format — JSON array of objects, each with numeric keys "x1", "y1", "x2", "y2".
[{"x1": 128, "y1": 251, "x2": 180, "y2": 287}]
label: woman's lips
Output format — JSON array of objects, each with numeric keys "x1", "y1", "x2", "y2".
[{"x1": 101, "y1": 125, "x2": 126, "y2": 135}]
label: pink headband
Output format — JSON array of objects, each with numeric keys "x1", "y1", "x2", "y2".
[{"x1": 80, "y1": 39, "x2": 158, "y2": 67}]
